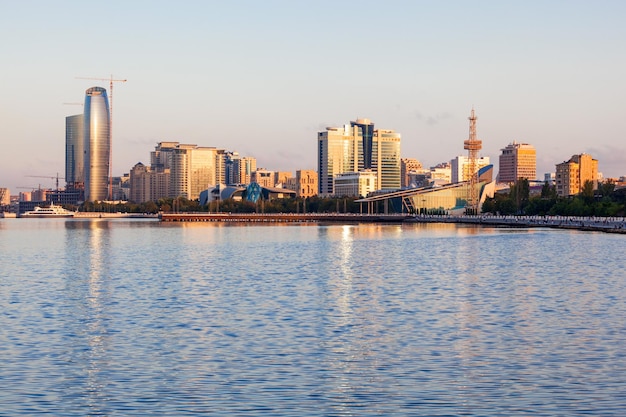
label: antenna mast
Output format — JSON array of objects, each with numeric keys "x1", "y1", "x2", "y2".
[{"x1": 463, "y1": 108, "x2": 482, "y2": 214}]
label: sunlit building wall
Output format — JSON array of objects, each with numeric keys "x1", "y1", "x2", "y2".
[
  {"x1": 318, "y1": 119, "x2": 401, "y2": 196},
  {"x1": 334, "y1": 170, "x2": 377, "y2": 198},
  {"x1": 83, "y1": 87, "x2": 110, "y2": 202},
  {"x1": 170, "y1": 145, "x2": 220, "y2": 200},
  {"x1": 497, "y1": 142, "x2": 537, "y2": 183},
  {"x1": 450, "y1": 155, "x2": 491, "y2": 184},
  {"x1": 555, "y1": 153, "x2": 598, "y2": 197}
]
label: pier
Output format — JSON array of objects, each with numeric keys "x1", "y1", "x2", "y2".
[{"x1": 159, "y1": 212, "x2": 410, "y2": 223}]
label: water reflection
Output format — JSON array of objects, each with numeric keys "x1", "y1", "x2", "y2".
[{"x1": 63, "y1": 220, "x2": 112, "y2": 415}]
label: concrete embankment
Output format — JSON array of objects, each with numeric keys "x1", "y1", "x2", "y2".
[
  {"x1": 74, "y1": 212, "x2": 159, "y2": 219},
  {"x1": 409, "y1": 215, "x2": 626, "y2": 234}
]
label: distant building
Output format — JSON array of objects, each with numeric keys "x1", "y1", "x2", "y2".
[
  {"x1": 170, "y1": 145, "x2": 224, "y2": 200},
  {"x1": 334, "y1": 170, "x2": 377, "y2": 198},
  {"x1": 65, "y1": 114, "x2": 84, "y2": 191},
  {"x1": 497, "y1": 142, "x2": 537, "y2": 183},
  {"x1": 400, "y1": 158, "x2": 423, "y2": 188},
  {"x1": 450, "y1": 155, "x2": 491, "y2": 184},
  {"x1": 295, "y1": 170, "x2": 317, "y2": 198},
  {"x1": 274, "y1": 171, "x2": 292, "y2": 187},
  {"x1": 318, "y1": 118, "x2": 401, "y2": 196},
  {"x1": 129, "y1": 162, "x2": 170, "y2": 203},
  {"x1": 251, "y1": 169, "x2": 275, "y2": 188},
  {"x1": 83, "y1": 87, "x2": 111, "y2": 202},
  {"x1": 151, "y1": 141, "x2": 179, "y2": 172},
  {"x1": 430, "y1": 162, "x2": 452, "y2": 184},
  {"x1": 0, "y1": 188, "x2": 9, "y2": 206},
  {"x1": 555, "y1": 153, "x2": 598, "y2": 197}
]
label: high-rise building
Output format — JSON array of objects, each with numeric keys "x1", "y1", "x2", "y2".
[
  {"x1": 400, "y1": 158, "x2": 423, "y2": 188},
  {"x1": 129, "y1": 162, "x2": 170, "y2": 203},
  {"x1": 317, "y1": 118, "x2": 401, "y2": 196},
  {"x1": 170, "y1": 145, "x2": 222, "y2": 200},
  {"x1": 83, "y1": 87, "x2": 110, "y2": 202},
  {"x1": 497, "y1": 142, "x2": 537, "y2": 183},
  {"x1": 450, "y1": 155, "x2": 491, "y2": 184},
  {"x1": 151, "y1": 141, "x2": 179, "y2": 172},
  {"x1": 555, "y1": 153, "x2": 598, "y2": 197},
  {"x1": 65, "y1": 114, "x2": 84, "y2": 190}
]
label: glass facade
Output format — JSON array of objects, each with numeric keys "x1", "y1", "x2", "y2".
[
  {"x1": 318, "y1": 121, "x2": 401, "y2": 196},
  {"x1": 84, "y1": 87, "x2": 110, "y2": 202},
  {"x1": 65, "y1": 114, "x2": 84, "y2": 189}
]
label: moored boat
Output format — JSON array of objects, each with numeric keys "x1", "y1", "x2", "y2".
[{"x1": 20, "y1": 203, "x2": 75, "y2": 218}]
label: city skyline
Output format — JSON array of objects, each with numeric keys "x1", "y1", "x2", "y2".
[{"x1": 1, "y1": 1, "x2": 625, "y2": 194}]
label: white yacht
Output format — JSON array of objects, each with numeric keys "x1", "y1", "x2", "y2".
[{"x1": 20, "y1": 203, "x2": 75, "y2": 218}]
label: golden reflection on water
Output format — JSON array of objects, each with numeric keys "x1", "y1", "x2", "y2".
[{"x1": 64, "y1": 220, "x2": 112, "y2": 413}]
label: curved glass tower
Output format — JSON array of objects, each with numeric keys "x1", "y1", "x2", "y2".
[{"x1": 83, "y1": 87, "x2": 110, "y2": 202}]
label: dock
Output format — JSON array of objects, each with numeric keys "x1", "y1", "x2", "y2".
[{"x1": 159, "y1": 212, "x2": 410, "y2": 223}]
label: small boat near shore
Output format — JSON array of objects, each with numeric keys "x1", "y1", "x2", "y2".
[{"x1": 20, "y1": 203, "x2": 75, "y2": 218}]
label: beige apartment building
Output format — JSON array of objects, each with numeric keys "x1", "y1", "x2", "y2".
[
  {"x1": 285, "y1": 170, "x2": 318, "y2": 198},
  {"x1": 498, "y1": 142, "x2": 537, "y2": 183},
  {"x1": 555, "y1": 153, "x2": 598, "y2": 197},
  {"x1": 170, "y1": 145, "x2": 224, "y2": 200},
  {"x1": 129, "y1": 162, "x2": 170, "y2": 203}
]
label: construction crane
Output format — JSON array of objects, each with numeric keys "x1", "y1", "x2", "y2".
[
  {"x1": 26, "y1": 174, "x2": 65, "y2": 191},
  {"x1": 463, "y1": 108, "x2": 482, "y2": 214},
  {"x1": 76, "y1": 74, "x2": 127, "y2": 200}
]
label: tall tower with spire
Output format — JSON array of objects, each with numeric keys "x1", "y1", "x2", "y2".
[{"x1": 463, "y1": 108, "x2": 482, "y2": 213}]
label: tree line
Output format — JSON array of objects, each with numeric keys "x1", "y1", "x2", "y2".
[
  {"x1": 482, "y1": 179, "x2": 625, "y2": 217},
  {"x1": 77, "y1": 196, "x2": 364, "y2": 215}
]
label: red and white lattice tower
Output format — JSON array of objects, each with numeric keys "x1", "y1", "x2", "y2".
[{"x1": 463, "y1": 108, "x2": 482, "y2": 214}]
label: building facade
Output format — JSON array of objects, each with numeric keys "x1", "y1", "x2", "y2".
[
  {"x1": 400, "y1": 158, "x2": 423, "y2": 188},
  {"x1": 318, "y1": 118, "x2": 401, "y2": 196},
  {"x1": 170, "y1": 145, "x2": 222, "y2": 200},
  {"x1": 65, "y1": 114, "x2": 84, "y2": 191},
  {"x1": 450, "y1": 155, "x2": 491, "y2": 184},
  {"x1": 334, "y1": 170, "x2": 377, "y2": 198},
  {"x1": 251, "y1": 169, "x2": 275, "y2": 188},
  {"x1": 83, "y1": 87, "x2": 111, "y2": 202},
  {"x1": 497, "y1": 142, "x2": 537, "y2": 183},
  {"x1": 555, "y1": 153, "x2": 598, "y2": 197},
  {"x1": 129, "y1": 162, "x2": 171, "y2": 203}
]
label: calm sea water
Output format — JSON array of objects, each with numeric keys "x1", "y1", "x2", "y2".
[{"x1": 1, "y1": 218, "x2": 625, "y2": 416}]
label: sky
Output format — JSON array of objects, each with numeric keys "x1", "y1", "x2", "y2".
[{"x1": 1, "y1": 0, "x2": 625, "y2": 193}]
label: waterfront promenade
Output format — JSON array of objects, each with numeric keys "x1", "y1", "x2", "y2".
[
  {"x1": 159, "y1": 212, "x2": 410, "y2": 223},
  {"x1": 411, "y1": 214, "x2": 626, "y2": 234},
  {"x1": 158, "y1": 212, "x2": 626, "y2": 233}
]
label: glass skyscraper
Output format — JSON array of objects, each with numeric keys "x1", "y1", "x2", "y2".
[
  {"x1": 83, "y1": 87, "x2": 110, "y2": 202},
  {"x1": 318, "y1": 119, "x2": 401, "y2": 196},
  {"x1": 65, "y1": 114, "x2": 84, "y2": 189}
]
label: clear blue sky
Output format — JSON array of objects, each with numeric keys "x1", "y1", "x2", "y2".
[{"x1": 1, "y1": 0, "x2": 625, "y2": 193}]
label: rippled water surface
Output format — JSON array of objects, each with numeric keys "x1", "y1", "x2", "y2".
[{"x1": 1, "y1": 219, "x2": 625, "y2": 416}]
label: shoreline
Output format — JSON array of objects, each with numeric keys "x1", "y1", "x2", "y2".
[{"x1": 409, "y1": 214, "x2": 626, "y2": 234}]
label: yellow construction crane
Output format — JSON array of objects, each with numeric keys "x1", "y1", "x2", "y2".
[{"x1": 76, "y1": 75, "x2": 127, "y2": 200}]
